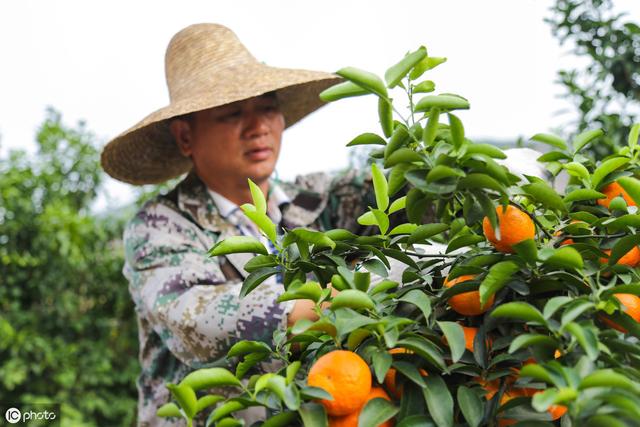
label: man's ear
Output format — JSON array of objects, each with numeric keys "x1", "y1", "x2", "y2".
[{"x1": 169, "y1": 119, "x2": 193, "y2": 157}]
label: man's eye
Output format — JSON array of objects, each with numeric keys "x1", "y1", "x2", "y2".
[{"x1": 220, "y1": 110, "x2": 241, "y2": 120}]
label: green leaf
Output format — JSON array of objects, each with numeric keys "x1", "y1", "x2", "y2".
[
  {"x1": 209, "y1": 236, "x2": 268, "y2": 257},
  {"x1": 227, "y1": 340, "x2": 271, "y2": 358},
  {"x1": 353, "y1": 271, "x2": 371, "y2": 292},
  {"x1": 457, "y1": 386, "x2": 483, "y2": 427},
  {"x1": 398, "y1": 289, "x2": 432, "y2": 320},
  {"x1": 319, "y1": 81, "x2": 369, "y2": 102},
  {"x1": 240, "y1": 267, "x2": 280, "y2": 298},
  {"x1": 573, "y1": 129, "x2": 605, "y2": 153},
  {"x1": 438, "y1": 321, "x2": 466, "y2": 363},
  {"x1": 244, "y1": 254, "x2": 278, "y2": 272},
  {"x1": 446, "y1": 234, "x2": 484, "y2": 253},
  {"x1": 560, "y1": 299, "x2": 594, "y2": 328},
  {"x1": 336, "y1": 66, "x2": 388, "y2": 98},
  {"x1": 157, "y1": 402, "x2": 182, "y2": 418},
  {"x1": 167, "y1": 383, "x2": 197, "y2": 419},
  {"x1": 543, "y1": 296, "x2": 574, "y2": 319},
  {"x1": 531, "y1": 387, "x2": 577, "y2": 412},
  {"x1": 371, "y1": 163, "x2": 389, "y2": 211},
  {"x1": 579, "y1": 369, "x2": 639, "y2": 392},
  {"x1": 508, "y1": 334, "x2": 559, "y2": 353},
  {"x1": 384, "y1": 148, "x2": 423, "y2": 168},
  {"x1": 358, "y1": 397, "x2": 399, "y2": 427},
  {"x1": 292, "y1": 228, "x2": 336, "y2": 249},
  {"x1": 372, "y1": 350, "x2": 393, "y2": 384},
  {"x1": 372, "y1": 209, "x2": 390, "y2": 235},
  {"x1": 262, "y1": 412, "x2": 299, "y2": 427},
  {"x1": 415, "y1": 94, "x2": 469, "y2": 112},
  {"x1": 628, "y1": 123, "x2": 640, "y2": 150},
  {"x1": 378, "y1": 98, "x2": 394, "y2": 137},
  {"x1": 247, "y1": 179, "x2": 266, "y2": 214},
  {"x1": 564, "y1": 322, "x2": 599, "y2": 361},
  {"x1": 544, "y1": 246, "x2": 584, "y2": 270},
  {"x1": 388, "y1": 164, "x2": 411, "y2": 196},
  {"x1": 396, "y1": 336, "x2": 446, "y2": 370},
  {"x1": 592, "y1": 157, "x2": 630, "y2": 189},
  {"x1": 407, "y1": 223, "x2": 448, "y2": 244},
  {"x1": 448, "y1": 114, "x2": 464, "y2": 149},
  {"x1": 330, "y1": 289, "x2": 375, "y2": 311},
  {"x1": 357, "y1": 211, "x2": 377, "y2": 226},
  {"x1": 618, "y1": 177, "x2": 640, "y2": 206},
  {"x1": 241, "y1": 206, "x2": 277, "y2": 242},
  {"x1": 215, "y1": 418, "x2": 244, "y2": 427},
  {"x1": 423, "y1": 108, "x2": 440, "y2": 146},
  {"x1": 324, "y1": 228, "x2": 357, "y2": 241},
  {"x1": 298, "y1": 402, "x2": 328, "y2": 427},
  {"x1": 465, "y1": 143, "x2": 507, "y2": 159},
  {"x1": 385, "y1": 124, "x2": 410, "y2": 159},
  {"x1": 563, "y1": 189, "x2": 606, "y2": 203},
  {"x1": 458, "y1": 173, "x2": 506, "y2": 195},
  {"x1": 180, "y1": 368, "x2": 242, "y2": 390},
  {"x1": 347, "y1": 132, "x2": 387, "y2": 146},
  {"x1": 413, "y1": 80, "x2": 435, "y2": 93},
  {"x1": 196, "y1": 395, "x2": 225, "y2": 413},
  {"x1": 491, "y1": 302, "x2": 547, "y2": 325},
  {"x1": 522, "y1": 182, "x2": 567, "y2": 213},
  {"x1": 426, "y1": 165, "x2": 465, "y2": 183},
  {"x1": 585, "y1": 415, "x2": 628, "y2": 427},
  {"x1": 410, "y1": 56, "x2": 447, "y2": 79},
  {"x1": 530, "y1": 133, "x2": 568, "y2": 150},
  {"x1": 278, "y1": 281, "x2": 323, "y2": 303},
  {"x1": 385, "y1": 46, "x2": 428, "y2": 88},
  {"x1": 422, "y1": 375, "x2": 454, "y2": 427},
  {"x1": 388, "y1": 196, "x2": 407, "y2": 214},
  {"x1": 479, "y1": 261, "x2": 520, "y2": 307},
  {"x1": 564, "y1": 162, "x2": 590, "y2": 181},
  {"x1": 512, "y1": 239, "x2": 538, "y2": 264},
  {"x1": 520, "y1": 364, "x2": 558, "y2": 386},
  {"x1": 334, "y1": 308, "x2": 378, "y2": 337}
]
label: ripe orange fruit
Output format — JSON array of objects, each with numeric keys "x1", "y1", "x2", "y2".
[
  {"x1": 329, "y1": 387, "x2": 394, "y2": 427},
  {"x1": 462, "y1": 326, "x2": 478, "y2": 352},
  {"x1": 599, "y1": 247, "x2": 640, "y2": 268},
  {"x1": 600, "y1": 293, "x2": 640, "y2": 333},
  {"x1": 597, "y1": 182, "x2": 636, "y2": 209},
  {"x1": 307, "y1": 350, "x2": 372, "y2": 416},
  {"x1": 444, "y1": 275, "x2": 495, "y2": 316},
  {"x1": 482, "y1": 205, "x2": 535, "y2": 253},
  {"x1": 383, "y1": 348, "x2": 427, "y2": 399}
]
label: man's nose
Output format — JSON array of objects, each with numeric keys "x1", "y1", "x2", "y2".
[{"x1": 243, "y1": 110, "x2": 270, "y2": 138}]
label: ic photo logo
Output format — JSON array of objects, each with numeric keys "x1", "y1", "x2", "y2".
[{"x1": 5, "y1": 407, "x2": 21, "y2": 424}]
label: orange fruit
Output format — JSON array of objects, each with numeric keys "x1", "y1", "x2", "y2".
[
  {"x1": 600, "y1": 293, "x2": 640, "y2": 333},
  {"x1": 307, "y1": 350, "x2": 372, "y2": 416},
  {"x1": 482, "y1": 205, "x2": 536, "y2": 253},
  {"x1": 462, "y1": 326, "x2": 478, "y2": 352},
  {"x1": 599, "y1": 247, "x2": 640, "y2": 268},
  {"x1": 383, "y1": 348, "x2": 427, "y2": 399},
  {"x1": 444, "y1": 275, "x2": 495, "y2": 316},
  {"x1": 329, "y1": 387, "x2": 394, "y2": 427},
  {"x1": 597, "y1": 182, "x2": 636, "y2": 209}
]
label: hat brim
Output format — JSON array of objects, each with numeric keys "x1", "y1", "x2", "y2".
[{"x1": 101, "y1": 64, "x2": 341, "y2": 185}]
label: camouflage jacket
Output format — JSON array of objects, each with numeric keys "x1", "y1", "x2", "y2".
[{"x1": 123, "y1": 170, "x2": 375, "y2": 426}]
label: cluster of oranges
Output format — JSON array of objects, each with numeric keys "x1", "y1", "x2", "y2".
[{"x1": 307, "y1": 350, "x2": 393, "y2": 426}]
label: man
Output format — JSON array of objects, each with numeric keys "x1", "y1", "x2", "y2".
[{"x1": 101, "y1": 23, "x2": 374, "y2": 426}]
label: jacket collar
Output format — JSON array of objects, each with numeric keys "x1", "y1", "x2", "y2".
[{"x1": 175, "y1": 172, "x2": 329, "y2": 233}]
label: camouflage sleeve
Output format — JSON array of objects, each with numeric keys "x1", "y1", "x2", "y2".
[{"x1": 123, "y1": 199, "x2": 294, "y2": 367}]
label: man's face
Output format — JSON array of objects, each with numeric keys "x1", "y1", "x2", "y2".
[{"x1": 174, "y1": 94, "x2": 284, "y2": 190}]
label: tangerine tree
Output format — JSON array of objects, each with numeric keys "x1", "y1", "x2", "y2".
[{"x1": 157, "y1": 46, "x2": 640, "y2": 426}]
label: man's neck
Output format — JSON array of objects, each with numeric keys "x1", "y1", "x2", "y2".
[{"x1": 204, "y1": 177, "x2": 270, "y2": 207}]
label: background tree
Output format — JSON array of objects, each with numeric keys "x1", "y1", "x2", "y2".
[
  {"x1": 547, "y1": 0, "x2": 640, "y2": 159},
  {"x1": 0, "y1": 109, "x2": 138, "y2": 426}
]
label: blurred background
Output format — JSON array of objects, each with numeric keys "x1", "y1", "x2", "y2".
[{"x1": 1, "y1": 0, "x2": 639, "y2": 425}]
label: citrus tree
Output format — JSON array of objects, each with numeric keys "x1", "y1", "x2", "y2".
[{"x1": 158, "y1": 47, "x2": 640, "y2": 427}]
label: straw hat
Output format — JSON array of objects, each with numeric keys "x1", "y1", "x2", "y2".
[{"x1": 101, "y1": 23, "x2": 341, "y2": 185}]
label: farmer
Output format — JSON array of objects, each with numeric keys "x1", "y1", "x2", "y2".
[{"x1": 101, "y1": 23, "x2": 376, "y2": 426}]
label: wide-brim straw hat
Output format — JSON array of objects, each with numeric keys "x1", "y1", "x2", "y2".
[{"x1": 101, "y1": 23, "x2": 341, "y2": 185}]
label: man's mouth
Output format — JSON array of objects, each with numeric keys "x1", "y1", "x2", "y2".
[{"x1": 245, "y1": 146, "x2": 272, "y2": 161}]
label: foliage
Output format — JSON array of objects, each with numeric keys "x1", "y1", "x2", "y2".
[
  {"x1": 162, "y1": 47, "x2": 640, "y2": 426},
  {"x1": 547, "y1": 0, "x2": 640, "y2": 159},
  {"x1": 0, "y1": 108, "x2": 138, "y2": 426}
]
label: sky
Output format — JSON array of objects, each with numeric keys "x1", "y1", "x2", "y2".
[{"x1": 1, "y1": 0, "x2": 639, "y2": 208}]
